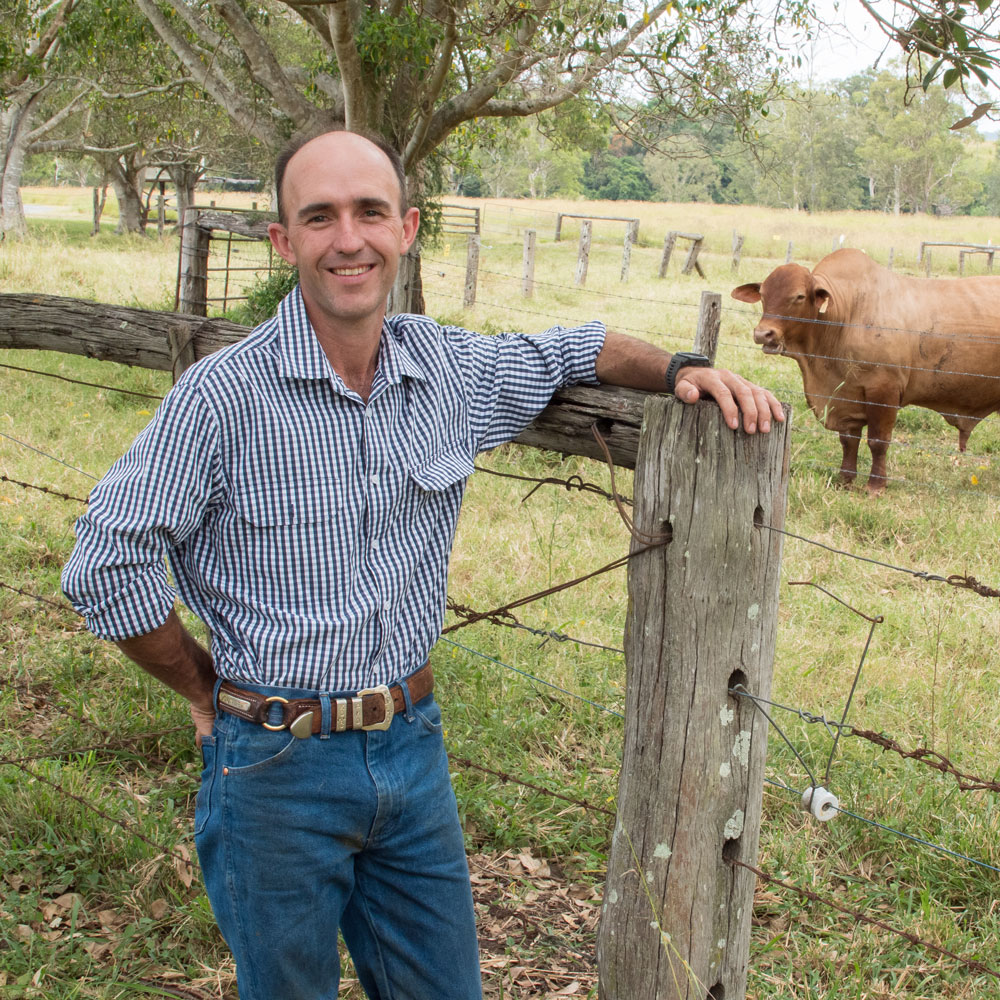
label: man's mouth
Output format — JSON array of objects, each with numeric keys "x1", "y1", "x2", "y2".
[{"x1": 330, "y1": 265, "x2": 374, "y2": 276}]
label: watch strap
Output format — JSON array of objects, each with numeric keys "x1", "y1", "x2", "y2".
[{"x1": 665, "y1": 352, "x2": 711, "y2": 395}]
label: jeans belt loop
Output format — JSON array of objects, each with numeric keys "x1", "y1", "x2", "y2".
[{"x1": 319, "y1": 692, "x2": 332, "y2": 739}]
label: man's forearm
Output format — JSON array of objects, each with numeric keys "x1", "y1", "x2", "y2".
[
  {"x1": 594, "y1": 331, "x2": 672, "y2": 392},
  {"x1": 116, "y1": 609, "x2": 217, "y2": 716}
]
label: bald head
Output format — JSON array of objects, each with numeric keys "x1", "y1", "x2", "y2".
[{"x1": 274, "y1": 128, "x2": 408, "y2": 226}]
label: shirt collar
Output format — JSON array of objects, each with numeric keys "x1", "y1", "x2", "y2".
[
  {"x1": 275, "y1": 285, "x2": 334, "y2": 381},
  {"x1": 274, "y1": 287, "x2": 427, "y2": 387}
]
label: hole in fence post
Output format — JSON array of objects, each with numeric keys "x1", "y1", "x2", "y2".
[
  {"x1": 753, "y1": 505, "x2": 764, "y2": 528},
  {"x1": 722, "y1": 836, "x2": 741, "y2": 864},
  {"x1": 708, "y1": 983, "x2": 725, "y2": 999}
]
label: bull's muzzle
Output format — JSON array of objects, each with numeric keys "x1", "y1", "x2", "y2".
[{"x1": 753, "y1": 326, "x2": 782, "y2": 354}]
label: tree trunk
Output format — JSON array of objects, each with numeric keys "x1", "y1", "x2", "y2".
[
  {"x1": 0, "y1": 97, "x2": 34, "y2": 238},
  {"x1": 168, "y1": 162, "x2": 202, "y2": 227},
  {"x1": 106, "y1": 155, "x2": 148, "y2": 234},
  {"x1": 892, "y1": 163, "x2": 901, "y2": 216}
]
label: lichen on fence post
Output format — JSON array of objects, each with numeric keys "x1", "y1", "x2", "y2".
[{"x1": 597, "y1": 396, "x2": 791, "y2": 1000}]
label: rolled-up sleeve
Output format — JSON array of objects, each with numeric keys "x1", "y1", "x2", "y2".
[
  {"x1": 445, "y1": 321, "x2": 606, "y2": 453},
  {"x1": 61, "y1": 384, "x2": 221, "y2": 640}
]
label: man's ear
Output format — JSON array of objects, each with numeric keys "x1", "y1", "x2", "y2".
[
  {"x1": 268, "y1": 222, "x2": 296, "y2": 266},
  {"x1": 400, "y1": 207, "x2": 420, "y2": 253}
]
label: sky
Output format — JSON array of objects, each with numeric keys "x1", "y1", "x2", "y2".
[{"x1": 789, "y1": 0, "x2": 892, "y2": 84}]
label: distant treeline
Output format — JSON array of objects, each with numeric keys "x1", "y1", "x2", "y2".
[{"x1": 453, "y1": 68, "x2": 1000, "y2": 218}]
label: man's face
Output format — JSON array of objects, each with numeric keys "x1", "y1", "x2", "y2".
[{"x1": 268, "y1": 133, "x2": 419, "y2": 337}]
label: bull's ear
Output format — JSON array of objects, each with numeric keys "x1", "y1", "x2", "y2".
[
  {"x1": 731, "y1": 283, "x2": 761, "y2": 303},
  {"x1": 815, "y1": 286, "x2": 831, "y2": 314}
]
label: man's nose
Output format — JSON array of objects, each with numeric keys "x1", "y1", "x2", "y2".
[{"x1": 330, "y1": 216, "x2": 365, "y2": 254}]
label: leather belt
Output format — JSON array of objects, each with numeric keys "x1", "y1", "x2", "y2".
[{"x1": 216, "y1": 663, "x2": 433, "y2": 739}]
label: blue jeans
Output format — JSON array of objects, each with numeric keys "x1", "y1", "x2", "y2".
[{"x1": 194, "y1": 676, "x2": 482, "y2": 1000}]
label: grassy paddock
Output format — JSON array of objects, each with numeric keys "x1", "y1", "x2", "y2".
[{"x1": 1, "y1": 196, "x2": 999, "y2": 998}]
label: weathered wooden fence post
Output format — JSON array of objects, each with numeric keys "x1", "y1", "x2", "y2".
[
  {"x1": 522, "y1": 229, "x2": 536, "y2": 298},
  {"x1": 785, "y1": 241, "x2": 794, "y2": 263},
  {"x1": 463, "y1": 233, "x2": 481, "y2": 308},
  {"x1": 177, "y1": 208, "x2": 210, "y2": 316},
  {"x1": 555, "y1": 213, "x2": 564, "y2": 241},
  {"x1": 660, "y1": 231, "x2": 678, "y2": 278},
  {"x1": 694, "y1": 291, "x2": 721, "y2": 365},
  {"x1": 576, "y1": 220, "x2": 592, "y2": 286},
  {"x1": 731, "y1": 233, "x2": 744, "y2": 272},
  {"x1": 620, "y1": 230, "x2": 633, "y2": 283},
  {"x1": 597, "y1": 397, "x2": 791, "y2": 1000},
  {"x1": 887, "y1": 247, "x2": 895, "y2": 271},
  {"x1": 157, "y1": 180, "x2": 167, "y2": 237},
  {"x1": 680, "y1": 237, "x2": 704, "y2": 277},
  {"x1": 925, "y1": 250, "x2": 932, "y2": 278}
]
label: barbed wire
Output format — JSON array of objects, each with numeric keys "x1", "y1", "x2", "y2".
[
  {"x1": 1, "y1": 473, "x2": 90, "y2": 504},
  {"x1": 0, "y1": 361, "x2": 165, "y2": 399},
  {"x1": 0, "y1": 727, "x2": 189, "y2": 768},
  {"x1": 441, "y1": 543, "x2": 663, "y2": 635},
  {"x1": 734, "y1": 859, "x2": 1000, "y2": 980},
  {"x1": 473, "y1": 462, "x2": 630, "y2": 506},
  {"x1": 446, "y1": 601, "x2": 624, "y2": 654},
  {"x1": 763, "y1": 525, "x2": 1000, "y2": 598},
  {"x1": 0, "y1": 580, "x2": 80, "y2": 613},
  {"x1": 450, "y1": 756, "x2": 615, "y2": 817},
  {"x1": 6, "y1": 758, "x2": 197, "y2": 870}
]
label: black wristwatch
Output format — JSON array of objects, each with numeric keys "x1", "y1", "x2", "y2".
[{"x1": 665, "y1": 351, "x2": 711, "y2": 395}]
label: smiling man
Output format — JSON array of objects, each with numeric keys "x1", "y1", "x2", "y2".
[{"x1": 63, "y1": 128, "x2": 782, "y2": 1000}]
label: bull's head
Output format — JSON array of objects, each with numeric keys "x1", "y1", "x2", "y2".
[{"x1": 732, "y1": 263, "x2": 831, "y2": 356}]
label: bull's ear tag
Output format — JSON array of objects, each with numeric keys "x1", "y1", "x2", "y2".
[{"x1": 817, "y1": 295, "x2": 830, "y2": 315}]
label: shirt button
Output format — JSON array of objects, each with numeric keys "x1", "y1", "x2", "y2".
[
  {"x1": 383, "y1": 601, "x2": 391, "y2": 611},
  {"x1": 369, "y1": 474, "x2": 379, "y2": 486}
]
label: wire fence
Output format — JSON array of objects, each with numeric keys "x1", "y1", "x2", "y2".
[{"x1": 4, "y1": 229, "x2": 1000, "y2": 993}]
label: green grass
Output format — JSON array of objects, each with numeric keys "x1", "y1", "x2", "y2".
[{"x1": 2, "y1": 195, "x2": 1000, "y2": 998}]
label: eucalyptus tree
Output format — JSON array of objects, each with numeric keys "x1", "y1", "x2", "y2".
[
  {"x1": 1, "y1": 0, "x2": 88, "y2": 235},
  {"x1": 130, "y1": 0, "x2": 809, "y2": 305}
]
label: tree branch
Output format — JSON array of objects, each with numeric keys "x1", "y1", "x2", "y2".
[
  {"x1": 285, "y1": 1, "x2": 334, "y2": 49},
  {"x1": 133, "y1": 0, "x2": 278, "y2": 147},
  {"x1": 210, "y1": 0, "x2": 319, "y2": 127},
  {"x1": 402, "y1": 11, "x2": 457, "y2": 169},
  {"x1": 24, "y1": 87, "x2": 89, "y2": 143},
  {"x1": 328, "y1": 0, "x2": 369, "y2": 128}
]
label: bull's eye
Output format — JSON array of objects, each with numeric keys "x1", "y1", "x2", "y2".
[{"x1": 794, "y1": 294, "x2": 805, "y2": 302}]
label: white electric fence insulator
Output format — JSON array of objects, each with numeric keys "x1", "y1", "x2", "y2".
[{"x1": 800, "y1": 786, "x2": 840, "y2": 822}]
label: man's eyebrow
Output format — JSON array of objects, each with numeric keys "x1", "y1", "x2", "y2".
[{"x1": 296, "y1": 197, "x2": 394, "y2": 220}]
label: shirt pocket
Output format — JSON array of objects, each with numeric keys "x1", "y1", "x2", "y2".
[
  {"x1": 232, "y1": 477, "x2": 344, "y2": 526},
  {"x1": 225, "y1": 478, "x2": 356, "y2": 610}
]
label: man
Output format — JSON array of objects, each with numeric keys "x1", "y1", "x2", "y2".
[{"x1": 63, "y1": 128, "x2": 783, "y2": 1000}]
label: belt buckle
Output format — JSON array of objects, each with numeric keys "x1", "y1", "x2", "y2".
[{"x1": 357, "y1": 685, "x2": 394, "y2": 731}]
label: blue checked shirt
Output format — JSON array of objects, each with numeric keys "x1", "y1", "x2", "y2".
[{"x1": 62, "y1": 286, "x2": 606, "y2": 692}]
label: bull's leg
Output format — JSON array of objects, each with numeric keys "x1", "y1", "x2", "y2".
[
  {"x1": 838, "y1": 425, "x2": 863, "y2": 487},
  {"x1": 865, "y1": 398, "x2": 900, "y2": 494}
]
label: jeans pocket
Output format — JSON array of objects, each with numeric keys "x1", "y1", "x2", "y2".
[
  {"x1": 194, "y1": 734, "x2": 217, "y2": 837},
  {"x1": 412, "y1": 694, "x2": 444, "y2": 735},
  {"x1": 224, "y1": 727, "x2": 299, "y2": 775}
]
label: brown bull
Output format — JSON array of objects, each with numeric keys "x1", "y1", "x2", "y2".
[{"x1": 732, "y1": 248, "x2": 1000, "y2": 493}]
